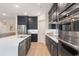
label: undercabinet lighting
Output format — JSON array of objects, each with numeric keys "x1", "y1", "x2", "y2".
[{"x1": 2, "y1": 13, "x2": 6, "y2": 16}]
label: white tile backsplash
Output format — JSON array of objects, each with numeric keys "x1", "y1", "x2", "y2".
[
  {"x1": 28, "y1": 29, "x2": 38, "y2": 34},
  {"x1": 46, "y1": 29, "x2": 58, "y2": 35}
]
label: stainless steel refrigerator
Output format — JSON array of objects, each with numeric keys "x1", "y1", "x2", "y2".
[{"x1": 17, "y1": 25, "x2": 27, "y2": 34}]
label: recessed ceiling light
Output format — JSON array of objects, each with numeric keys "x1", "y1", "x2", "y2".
[
  {"x1": 15, "y1": 5, "x2": 20, "y2": 8},
  {"x1": 37, "y1": 12, "x2": 40, "y2": 15},
  {"x1": 24, "y1": 13, "x2": 27, "y2": 15},
  {"x1": 2, "y1": 13, "x2": 6, "y2": 16}
]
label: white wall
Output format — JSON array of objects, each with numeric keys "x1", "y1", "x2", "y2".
[
  {"x1": 0, "y1": 20, "x2": 16, "y2": 34},
  {"x1": 38, "y1": 13, "x2": 59, "y2": 44},
  {"x1": 38, "y1": 13, "x2": 48, "y2": 44}
]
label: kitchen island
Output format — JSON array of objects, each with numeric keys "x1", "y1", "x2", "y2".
[{"x1": 0, "y1": 34, "x2": 31, "y2": 56}]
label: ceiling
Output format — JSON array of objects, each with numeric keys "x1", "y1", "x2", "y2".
[{"x1": 0, "y1": 3, "x2": 52, "y2": 21}]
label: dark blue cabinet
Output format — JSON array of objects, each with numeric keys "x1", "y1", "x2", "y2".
[
  {"x1": 18, "y1": 36, "x2": 31, "y2": 56},
  {"x1": 73, "y1": 20, "x2": 79, "y2": 31},
  {"x1": 59, "y1": 24, "x2": 62, "y2": 30},
  {"x1": 17, "y1": 16, "x2": 28, "y2": 25},
  {"x1": 59, "y1": 40, "x2": 78, "y2": 56},
  {"x1": 31, "y1": 34, "x2": 38, "y2": 42},
  {"x1": 17, "y1": 16, "x2": 38, "y2": 29},
  {"x1": 45, "y1": 35, "x2": 58, "y2": 56},
  {"x1": 49, "y1": 24, "x2": 56, "y2": 29},
  {"x1": 28, "y1": 16, "x2": 38, "y2": 29},
  {"x1": 62, "y1": 23, "x2": 71, "y2": 31},
  {"x1": 17, "y1": 16, "x2": 38, "y2": 42}
]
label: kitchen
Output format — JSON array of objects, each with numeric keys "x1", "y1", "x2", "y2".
[{"x1": 0, "y1": 3, "x2": 79, "y2": 56}]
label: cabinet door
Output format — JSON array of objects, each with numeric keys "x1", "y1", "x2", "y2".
[
  {"x1": 46, "y1": 36, "x2": 58, "y2": 56},
  {"x1": 73, "y1": 20, "x2": 79, "y2": 31},
  {"x1": 58, "y1": 3, "x2": 74, "y2": 14},
  {"x1": 59, "y1": 3, "x2": 75, "y2": 21},
  {"x1": 28, "y1": 36, "x2": 31, "y2": 49},
  {"x1": 28, "y1": 17, "x2": 38, "y2": 29},
  {"x1": 46, "y1": 36, "x2": 51, "y2": 53},
  {"x1": 25, "y1": 40, "x2": 28, "y2": 54},
  {"x1": 53, "y1": 44, "x2": 58, "y2": 56},
  {"x1": 62, "y1": 23, "x2": 71, "y2": 31},
  {"x1": 49, "y1": 24, "x2": 56, "y2": 29},
  {"x1": 25, "y1": 36, "x2": 31, "y2": 55},
  {"x1": 17, "y1": 16, "x2": 28, "y2": 25},
  {"x1": 18, "y1": 40, "x2": 26, "y2": 56},
  {"x1": 51, "y1": 24, "x2": 56, "y2": 29},
  {"x1": 45, "y1": 36, "x2": 49, "y2": 49},
  {"x1": 31, "y1": 34, "x2": 37, "y2": 42},
  {"x1": 53, "y1": 11, "x2": 57, "y2": 21},
  {"x1": 50, "y1": 44, "x2": 54, "y2": 56},
  {"x1": 59, "y1": 41, "x2": 78, "y2": 56},
  {"x1": 59, "y1": 24, "x2": 62, "y2": 30}
]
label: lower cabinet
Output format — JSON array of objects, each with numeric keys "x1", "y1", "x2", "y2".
[
  {"x1": 25, "y1": 36, "x2": 31, "y2": 54},
  {"x1": 50, "y1": 44, "x2": 54, "y2": 55},
  {"x1": 45, "y1": 35, "x2": 58, "y2": 56},
  {"x1": 31, "y1": 34, "x2": 38, "y2": 42},
  {"x1": 59, "y1": 40, "x2": 78, "y2": 56},
  {"x1": 18, "y1": 36, "x2": 31, "y2": 56},
  {"x1": 53, "y1": 44, "x2": 58, "y2": 56},
  {"x1": 18, "y1": 40, "x2": 26, "y2": 56}
]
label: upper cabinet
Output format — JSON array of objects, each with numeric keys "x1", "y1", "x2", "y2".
[
  {"x1": 62, "y1": 22, "x2": 71, "y2": 31},
  {"x1": 58, "y1": 3, "x2": 74, "y2": 14},
  {"x1": 73, "y1": 20, "x2": 79, "y2": 31},
  {"x1": 17, "y1": 16, "x2": 28, "y2": 25},
  {"x1": 17, "y1": 16, "x2": 38, "y2": 29},
  {"x1": 48, "y1": 3, "x2": 59, "y2": 29},
  {"x1": 48, "y1": 3, "x2": 58, "y2": 22},
  {"x1": 49, "y1": 24, "x2": 56, "y2": 29},
  {"x1": 58, "y1": 3, "x2": 79, "y2": 31},
  {"x1": 58, "y1": 3, "x2": 79, "y2": 21},
  {"x1": 49, "y1": 3, "x2": 79, "y2": 22},
  {"x1": 28, "y1": 16, "x2": 38, "y2": 29}
]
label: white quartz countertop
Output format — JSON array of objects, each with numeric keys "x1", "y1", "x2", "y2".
[
  {"x1": 0, "y1": 34, "x2": 31, "y2": 56},
  {"x1": 0, "y1": 35, "x2": 31, "y2": 45},
  {"x1": 46, "y1": 34, "x2": 58, "y2": 43}
]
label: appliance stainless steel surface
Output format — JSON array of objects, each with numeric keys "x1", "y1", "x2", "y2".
[{"x1": 17, "y1": 25, "x2": 27, "y2": 34}]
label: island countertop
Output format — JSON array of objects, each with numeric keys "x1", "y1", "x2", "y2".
[
  {"x1": 0, "y1": 34, "x2": 31, "y2": 56},
  {"x1": 46, "y1": 34, "x2": 58, "y2": 43}
]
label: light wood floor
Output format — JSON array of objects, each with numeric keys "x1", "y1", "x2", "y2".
[{"x1": 27, "y1": 42, "x2": 50, "y2": 56}]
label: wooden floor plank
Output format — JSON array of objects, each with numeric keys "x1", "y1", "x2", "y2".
[{"x1": 27, "y1": 42, "x2": 50, "y2": 56}]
